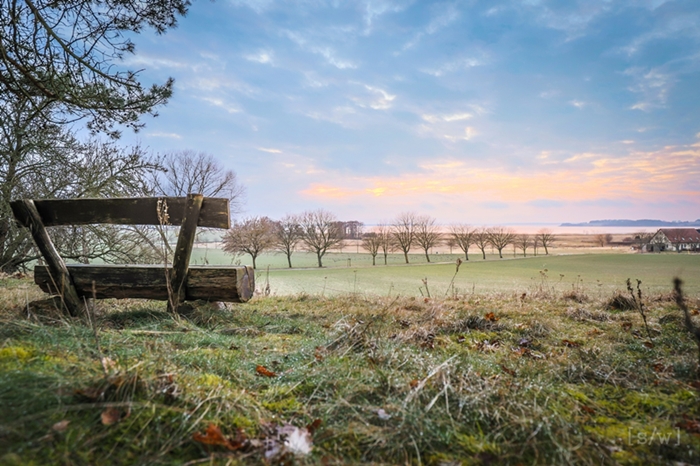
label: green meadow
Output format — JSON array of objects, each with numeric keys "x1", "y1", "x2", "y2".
[{"x1": 190, "y1": 248, "x2": 700, "y2": 298}]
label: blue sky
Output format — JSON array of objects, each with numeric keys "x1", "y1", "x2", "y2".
[{"x1": 120, "y1": 0, "x2": 700, "y2": 225}]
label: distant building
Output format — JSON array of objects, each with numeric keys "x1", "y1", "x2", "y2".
[
  {"x1": 332, "y1": 221, "x2": 364, "y2": 239},
  {"x1": 648, "y1": 228, "x2": 700, "y2": 252}
]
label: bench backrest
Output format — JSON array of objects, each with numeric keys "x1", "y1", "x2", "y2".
[{"x1": 14, "y1": 197, "x2": 230, "y2": 228}]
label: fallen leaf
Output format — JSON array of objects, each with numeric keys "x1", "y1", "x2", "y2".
[
  {"x1": 518, "y1": 338, "x2": 531, "y2": 347},
  {"x1": 256, "y1": 365, "x2": 277, "y2": 377},
  {"x1": 484, "y1": 312, "x2": 499, "y2": 322},
  {"x1": 101, "y1": 407, "x2": 123, "y2": 426},
  {"x1": 500, "y1": 364, "x2": 516, "y2": 377},
  {"x1": 281, "y1": 424, "x2": 313, "y2": 455},
  {"x1": 692, "y1": 309, "x2": 699, "y2": 316},
  {"x1": 621, "y1": 322, "x2": 632, "y2": 331},
  {"x1": 52, "y1": 420, "x2": 70, "y2": 432},
  {"x1": 409, "y1": 379, "x2": 419, "y2": 389},
  {"x1": 587, "y1": 328, "x2": 603, "y2": 337},
  {"x1": 580, "y1": 405, "x2": 595, "y2": 414},
  {"x1": 314, "y1": 346, "x2": 324, "y2": 361},
  {"x1": 457, "y1": 335, "x2": 466, "y2": 344},
  {"x1": 306, "y1": 419, "x2": 322, "y2": 435},
  {"x1": 643, "y1": 341, "x2": 654, "y2": 348},
  {"x1": 561, "y1": 339, "x2": 580, "y2": 348},
  {"x1": 677, "y1": 418, "x2": 700, "y2": 434},
  {"x1": 193, "y1": 423, "x2": 247, "y2": 451}
]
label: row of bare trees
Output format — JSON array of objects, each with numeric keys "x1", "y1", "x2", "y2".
[
  {"x1": 223, "y1": 209, "x2": 556, "y2": 269},
  {"x1": 362, "y1": 212, "x2": 556, "y2": 264},
  {"x1": 222, "y1": 210, "x2": 343, "y2": 268}
]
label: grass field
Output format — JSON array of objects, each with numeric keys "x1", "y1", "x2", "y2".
[
  {"x1": 240, "y1": 253, "x2": 700, "y2": 298},
  {"x1": 1, "y1": 277, "x2": 700, "y2": 465}
]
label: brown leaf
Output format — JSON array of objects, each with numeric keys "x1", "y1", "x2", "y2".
[
  {"x1": 314, "y1": 346, "x2": 324, "y2": 361},
  {"x1": 561, "y1": 339, "x2": 580, "y2": 348},
  {"x1": 580, "y1": 405, "x2": 595, "y2": 414},
  {"x1": 192, "y1": 423, "x2": 236, "y2": 450},
  {"x1": 306, "y1": 419, "x2": 322, "y2": 435},
  {"x1": 621, "y1": 322, "x2": 632, "y2": 331},
  {"x1": 101, "y1": 407, "x2": 123, "y2": 426},
  {"x1": 409, "y1": 379, "x2": 419, "y2": 389},
  {"x1": 484, "y1": 312, "x2": 499, "y2": 322},
  {"x1": 677, "y1": 418, "x2": 700, "y2": 434},
  {"x1": 500, "y1": 364, "x2": 516, "y2": 376},
  {"x1": 643, "y1": 341, "x2": 654, "y2": 348},
  {"x1": 256, "y1": 365, "x2": 277, "y2": 377},
  {"x1": 52, "y1": 420, "x2": 70, "y2": 432}
]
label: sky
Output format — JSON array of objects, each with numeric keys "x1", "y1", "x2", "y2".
[{"x1": 119, "y1": 0, "x2": 700, "y2": 225}]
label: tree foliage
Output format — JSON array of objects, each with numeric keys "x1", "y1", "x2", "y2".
[
  {"x1": 0, "y1": 99, "x2": 160, "y2": 272},
  {"x1": 0, "y1": 0, "x2": 189, "y2": 137}
]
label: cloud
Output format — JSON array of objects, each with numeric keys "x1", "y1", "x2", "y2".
[
  {"x1": 244, "y1": 49, "x2": 274, "y2": 64},
  {"x1": 282, "y1": 30, "x2": 358, "y2": 69},
  {"x1": 569, "y1": 100, "x2": 586, "y2": 109},
  {"x1": 351, "y1": 84, "x2": 396, "y2": 110},
  {"x1": 299, "y1": 144, "x2": 700, "y2": 205},
  {"x1": 401, "y1": 5, "x2": 460, "y2": 51},
  {"x1": 146, "y1": 132, "x2": 182, "y2": 139},
  {"x1": 421, "y1": 56, "x2": 484, "y2": 77},
  {"x1": 201, "y1": 97, "x2": 241, "y2": 114},
  {"x1": 416, "y1": 107, "x2": 482, "y2": 141},
  {"x1": 625, "y1": 66, "x2": 675, "y2": 111},
  {"x1": 257, "y1": 147, "x2": 282, "y2": 153}
]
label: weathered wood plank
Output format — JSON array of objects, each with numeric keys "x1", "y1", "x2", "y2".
[
  {"x1": 170, "y1": 194, "x2": 203, "y2": 309},
  {"x1": 34, "y1": 265, "x2": 255, "y2": 302},
  {"x1": 11, "y1": 197, "x2": 230, "y2": 228},
  {"x1": 10, "y1": 200, "x2": 83, "y2": 316}
]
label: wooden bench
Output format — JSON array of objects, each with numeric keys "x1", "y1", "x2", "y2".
[{"x1": 10, "y1": 194, "x2": 254, "y2": 316}]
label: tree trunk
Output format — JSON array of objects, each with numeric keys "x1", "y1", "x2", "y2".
[
  {"x1": 425, "y1": 250, "x2": 430, "y2": 263},
  {"x1": 383, "y1": 254, "x2": 388, "y2": 265},
  {"x1": 317, "y1": 252, "x2": 323, "y2": 267},
  {"x1": 287, "y1": 254, "x2": 292, "y2": 268},
  {"x1": 404, "y1": 251, "x2": 409, "y2": 264},
  {"x1": 464, "y1": 251, "x2": 469, "y2": 261},
  {"x1": 372, "y1": 255, "x2": 376, "y2": 266},
  {"x1": 544, "y1": 245, "x2": 549, "y2": 255},
  {"x1": 252, "y1": 255, "x2": 257, "y2": 269},
  {"x1": 481, "y1": 249, "x2": 486, "y2": 260}
]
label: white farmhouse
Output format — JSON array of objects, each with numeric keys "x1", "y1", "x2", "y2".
[{"x1": 648, "y1": 228, "x2": 700, "y2": 252}]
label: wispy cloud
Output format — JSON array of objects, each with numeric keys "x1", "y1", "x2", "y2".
[
  {"x1": 146, "y1": 132, "x2": 182, "y2": 139},
  {"x1": 257, "y1": 147, "x2": 283, "y2": 153},
  {"x1": 300, "y1": 144, "x2": 700, "y2": 204},
  {"x1": 201, "y1": 97, "x2": 241, "y2": 114},
  {"x1": 244, "y1": 49, "x2": 274, "y2": 64},
  {"x1": 625, "y1": 67, "x2": 675, "y2": 111},
  {"x1": 401, "y1": 5, "x2": 460, "y2": 51},
  {"x1": 421, "y1": 56, "x2": 484, "y2": 77}
]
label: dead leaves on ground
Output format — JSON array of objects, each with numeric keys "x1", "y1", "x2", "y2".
[
  {"x1": 256, "y1": 365, "x2": 277, "y2": 378},
  {"x1": 193, "y1": 420, "x2": 321, "y2": 460}
]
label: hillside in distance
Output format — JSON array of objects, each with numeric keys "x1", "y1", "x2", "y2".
[{"x1": 561, "y1": 219, "x2": 700, "y2": 227}]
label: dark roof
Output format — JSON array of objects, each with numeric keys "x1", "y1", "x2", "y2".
[{"x1": 659, "y1": 228, "x2": 700, "y2": 242}]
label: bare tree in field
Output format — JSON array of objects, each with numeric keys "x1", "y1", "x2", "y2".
[
  {"x1": 377, "y1": 223, "x2": 393, "y2": 265},
  {"x1": 473, "y1": 227, "x2": 490, "y2": 260},
  {"x1": 536, "y1": 229, "x2": 555, "y2": 255},
  {"x1": 594, "y1": 233, "x2": 613, "y2": 247},
  {"x1": 516, "y1": 234, "x2": 531, "y2": 257},
  {"x1": 299, "y1": 209, "x2": 343, "y2": 267},
  {"x1": 450, "y1": 224, "x2": 476, "y2": 260},
  {"x1": 488, "y1": 227, "x2": 516, "y2": 259},
  {"x1": 414, "y1": 215, "x2": 441, "y2": 262},
  {"x1": 222, "y1": 216, "x2": 275, "y2": 269},
  {"x1": 392, "y1": 212, "x2": 417, "y2": 264},
  {"x1": 361, "y1": 232, "x2": 382, "y2": 266},
  {"x1": 633, "y1": 231, "x2": 653, "y2": 251},
  {"x1": 274, "y1": 214, "x2": 302, "y2": 268},
  {"x1": 153, "y1": 151, "x2": 245, "y2": 213}
]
